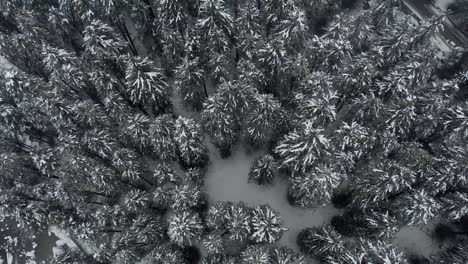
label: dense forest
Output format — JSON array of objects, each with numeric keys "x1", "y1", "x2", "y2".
[{"x1": 0, "y1": 0, "x2": 468, "y2": 263}]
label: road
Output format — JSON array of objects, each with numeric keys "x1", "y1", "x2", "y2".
[{"x1": 402, "y1": 0, "x2": 468, "y2": 48}]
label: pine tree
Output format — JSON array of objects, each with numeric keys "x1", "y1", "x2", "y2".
[
  {"x1": 250, "y1": 204, "x2": 287, "y2": 243},
  {"x1": 275, "y1": 121, "x2": 331, "y2": 172},
  {"x1": 289, "y1": 164, "x2": 343, "y2": 207},
  {"x1": 331, "y1": 209, "x2": 399, "y2": 239},
  {"x1": 349, "y1": 160, "x2": 417, "y2": 209},
  {"x1": 174, "y1": 116, "x2": 209, "y2": 168},
  {"x1": 201, "y1": 81, "x2": 254, "y2": 156},
  {"x1": 201, "y1": 90, "x2": 241, "y2": 157},
  {"x1": 145, "y1": 244, "x2": 186, "y2": 264},
  {"x1": 270, "y1": 246, "x2": 306, "y2": 264},
  {"x1": 202, "y1": 233, "x2": 226, "y2": 255},
  {"x1": 240, "y1": 245, "x2": 271, "y2": 264},
  {"x1": 175, "y1": 58, "x2": 207, "y2": 111},
  {"x1": 168, "y1": 211, "x2": 204, "y2": 246},
  {"x1": 243, "y1": 93, "x2": 284, "y2": 147},
  {"x1": 170, "y1": 183, "x2": 206, "y2": 211},
  {"x1": 225, "y1": 202, "x2": 252, "y2": 244},
  {"x1": 248, "y1": 154, "x2": 278, "y2": 185},
  {"x1": 125, "y1": 56, "x2": 171, "y2": 115},
  {"x1": 149, "y1": 114, "x2": 178, "y2": 161},
  {"x1": 297, "y1": 226, "x2": 344, "y2": 260}
]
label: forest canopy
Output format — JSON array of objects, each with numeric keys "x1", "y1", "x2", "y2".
[{"x1": 0, "y1": 0, "x2": 468, "y2": 263}]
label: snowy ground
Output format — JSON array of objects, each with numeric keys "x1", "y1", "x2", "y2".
[
  {"x1": 204, "y1": 142, "x2": 340, "y2": 255},
  {"x1": 395, "y1": 226, "x2": 440, "y2": 258}
]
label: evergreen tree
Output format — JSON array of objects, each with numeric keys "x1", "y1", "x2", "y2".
[
  {"x1": 240, "y1": 245, "x2": 270, "y2": 264},
  {"x1": 174, "y1": 116, "x2": 209, "y2": 168},
  {"x1": 250, "y1": 204, "x2": 287, "y2": 243},
  {"x1": 124, "y1": 56, "x2": 171, "y2": 114},
  {"x1": 168, "y1": 211, "x2": 204, "y2": 246},
  {"x1": 275, "y1": 121, "x2": 331, "y2": 172},
  {"x1": 248, "y1": 154, "x2": 278, "y2": 185},
  {"x1": 289, "y1": 164, "x2": 343, "y2": 207},
  {"x1": 243, "y1": 93, "x2": 284, "y2": 147}
]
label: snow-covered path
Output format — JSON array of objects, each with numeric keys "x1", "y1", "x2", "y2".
[{"x1": 204, "y1": 143, "x2": 340, "y2": 255}]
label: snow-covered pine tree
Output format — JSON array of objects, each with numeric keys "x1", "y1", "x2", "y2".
[
  {"x1": 250, "y1": 204, "x2": 287, "y2": 243},
  {"x1": 248, "y1": 154, "x2": 278, "y2": 185},
  {"x1": 225, "y1": 202, "x2": 253, "y2": 244},
  {"x1": 289, "y1": 163, "x2": 343, "y2": 207},
  {"x1": 275, "y1": 120, "x2": 331, "y2": 172},
  {"x1": 243, "y1": 93, "x2": 284, "y2": 147},
  {"x1": 168, "y1": 211, "x2": 204, "y2": 246},
  {"x1": 240, "y1": 245, "x2": 271, "y2": 264},
  {"x1": 149, "y1": 114, "x2": 178, "y2": 161},
  {"x1": 270, "y1": 247, "x2": 306, "y2": 264},
  {"x1": 174, "y1": 116, "x2": 209, "y2": 168},
  {"x1": 201, "y1": 81, "x2": 254, "y2": 156},
  {"x1": 175, "y1": 58, "x2": 207, "y2": 111},
  {"x1": 296, "y1": 226, "x2": 345, "y2": 260},
  {"x1": 124, "y1": 56, "x2": 171, "y2": 115}
]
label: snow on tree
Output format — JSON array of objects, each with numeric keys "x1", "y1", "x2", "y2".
[
  {"x1": 254, "y1": 40, "x2": 290, "y2": 95},
  {"x1": 361, "y1": 239, "x2": 408, "y2": 264},
  {"x1": 201, "y1": 81, "x2": 255, "y2": 156},
  {"x1": 202, "y1": 254, "x2": 237, "y2": 264},
  {"x1": 175, "y1": 58, "x2": 207, "y2": 111},
  {"x1": 270, "y1": 247, "x2": 306, "y2": 264},
  {"x1": 441, "y1": 191, "x2": 468, "y2": 222},
  {"x1": 243, "y1": 93, "x2": 284, "y2": 146},
  {"x1": 225, "y1": 202, "x2": 253, "y2": 244},
  {"x1": 82, "y1": 128, "x2": 118, "y2": 160},
  {"x1": 170, "y1": 183, "x2": 206, "y2": 211},
  {"x1": 433, "y1": 242, "x2": 468, "y2": 264},
  {"x1": 349, "y1": 160, "x2": 417, "y2": 209},
  {"x1": 248, "y1": 154, "x2": 278, "y2": 185},
  {"x1": 294, "y1": 90, "x2": 337, "y2": 127},
  {"x1": 275, "y1": 6, "x2": 309, "y2": 50},
  {"x1": 331, "y1": 209, "x2": 399, "y2": 239},
  {"x1": 197, "y1": 0, "x2": 233, "y2": 52},
  {"x1": 206, "y1": 201, "x2": 231, "y2": 231},
  {"x1": 151, "y1": 186, "x2": 173, "y2": 210},
  {"x1": 289, "y1": 163, "x2": 343, "y2": 207},
  {"x1": 122, "y1": 113, "x2": 150, "y2": 152},
  {"x1": 275, "y1": 120, "x2": 331, "y2": 172},
  {"x1": 149, "y1": 114, "x2": 177, "y2": 161},
  {"x1": 125, "y1": 56, "x2": 171, "y2": 114},
  {"x1": 111, "y1": 148, "x2": 151, "y2": 185},
  {"x1": 157, "y1": 0, "x2": 191, "y2": 37},
  {"x1": 168, "y1": 211, "x2": 204, "y2": 246},
  {"x1": 129, "y1": 214, "x2": 166, "y2": 245},
  {"x1": 153, "y1": 162, "x2": 181, "y2": 186},
  {"x1": 201, "y1": 91, "x2": 241, "y2": 157},
  {"x1": 185, "y1": 167, "x2": 206, "y2": 184},
  {"x1": 145, "y1": 244, "x2": 186, "y2": 264},
  {"x1": 83, "y1": 20, "x2": 127, "y2": 58},
  {"x1": 426, "y1": 144, "x2": 468, "y2": 194},
  {"x1": 240, "y1": 245, "x2": 271, "y2": 264},
  {"x1": 122, "y1": 189, "x2": 150, "y2": 212},
  {"x1": 174, "y1": 116, "x2": 209, "y2": 168},
  {"x1": 324, "y1": 247, "x2": 365, "y2": 264},
  {"x1": 296, "y1": 226, "x2": 344, "y2": 260},
  {"x1": 202, "y1": 233, "x2": 225, "y2": 255},
  {"x1": 392, "y1": 189, "x2": 442, "y2": 225},
  {"x1": 236, "y1": 0, "x2": 262, "y2": 59},
  {"x1": 196, "y1": 0, "x2": 235, "y2": 82},
  {"x1": 250, "y1": 204, "x2": 287, "y2": 243}
]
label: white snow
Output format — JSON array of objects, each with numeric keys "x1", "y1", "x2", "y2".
[
  {"x1": 395, "y1": 226, "x2": 440, "y2": 257},
  {"x1": 204, "y1": 142, "x2": 341, "y2": 256}
]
